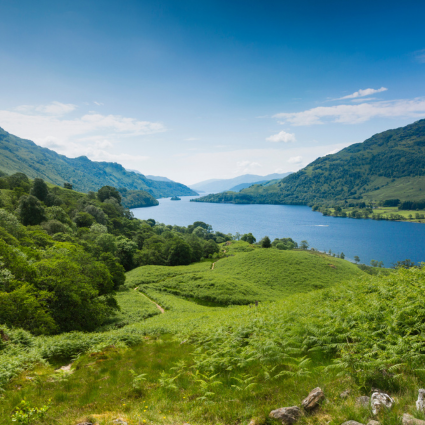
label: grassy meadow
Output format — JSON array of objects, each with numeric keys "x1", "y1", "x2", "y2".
[{"x1": 2, "y1": 241, "x2": 425, "y2": 425}]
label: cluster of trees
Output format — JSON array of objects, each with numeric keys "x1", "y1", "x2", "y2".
[
  {"x1": 398, "y1": 200, "x2": 425, "y2": 210},
  {"x1": 0, "y1": 173, "x2": 228, "y2": 335}
]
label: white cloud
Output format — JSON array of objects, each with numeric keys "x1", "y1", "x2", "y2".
[
  {"x1": 235, "y1": 160, "x2": 261, "y2": 174},
  {"x1": 185, "y1": 137, "x2": 200, "y2": 141},
  {"x1": 326, "y1": 148, "x2": 341, "y2": 155},
  {"x1": 93, "y1": 101, "x2": 104, "y2": 106},
  {"x1": 274, "y1": 97, "x2": 425, "y2": 126},
  {"x1": 414, "y1": 49, "x2": 425, "y2": 63},
  {"x1": 16, "y1": 101, "x2": 77, "y2": 116},
  {"x1": 287, "y1": 156, "x2": 302, "y2": 164},
  {"x1": 350, "y1": 97, "x2": 377, "y2": 103},
  {"x1": 266, "y1": 130, "x2": 296, "y2": 143},
  {"x1": 0, "y1": 102, "x2": 166, "y2": 166},
  {"x1": 338, "y1": 87, "x2": 387, "y2": 100}
]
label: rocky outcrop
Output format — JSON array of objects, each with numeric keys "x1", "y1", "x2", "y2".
[
  {"x1": 355, "y1": 396, "x2": 370, "y2": 408},
  {"x1": 302, "y1": 387, "x2": 325, "y2": 411},
  {"x1": 269, "y1": 406, "x2": 302, "y2": 424},
  {"x1": 403, "y1": 414, "x2": 425, "y2": 425},
  {"x1": 417, "y1": 389, "x2": 425, "y2": 412},
  {"x1": 341, "y1": 421, "x2": 365, "y2": 425},
  {"x1": 367, "y1": 421, "x2": 380, "y2": 425},
  {"x1": 340, "y1": 390, "x2": 351, "y2": 399},
  {"x1": 371, "y1": 391, "x2": 394, "y2": 415}
]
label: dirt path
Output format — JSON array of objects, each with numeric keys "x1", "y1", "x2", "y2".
[{"x1": 134, "y1": 287, "x2": 165, "y2": 314}]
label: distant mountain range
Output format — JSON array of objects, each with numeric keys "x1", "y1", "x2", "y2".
[
  {"x1": 190, "y1": 172, "x2": 292, "y2": 193},
  {"x1": 193, "y1": 119, "x2": 425, "y2": 205},
  {"x1": 0, "y1": 127, "x2": 197, "y2": 198},
  {"x1": 127, "y1": 170, "x2": 174, "y2": 183}
]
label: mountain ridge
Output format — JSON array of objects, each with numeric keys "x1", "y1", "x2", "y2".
[{"x1": 0, "y1": 127, "x2": 197, "y2": 198}]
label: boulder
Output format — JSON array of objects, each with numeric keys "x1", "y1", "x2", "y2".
[
  {"x1": 112, "y1": 420, "x2": 128, "y2": 425},
  {"x1": 76, "y1": 423, "x2": 93, "y2": 425},
  {"x1": 417, "y1": 389, "x2": 425, "y2": 412},
  {"x1": 302, "y1": 387, "x2": 325, "y2": 411},
  {"x1": 340, "y1": 390, "x2": 351, "y2": 399},
  {"x1": 403, "y1": 414, "x2": 425, "y2": 425},
  {"x1": 367, "y1": 421, "x2": 380, "y2": 425},
  {"x1": 269, "y1": 406, "x2": 302, "y2": 424},
  {"x1": 371, "y1": 391, "x2": 394, "y2": 415},
  {"x1": 355, "y1": 396, "x2": 370, "y2": 408},
  {"x1": 341, "y1": 421, "x2": 365, "y2": 425}
]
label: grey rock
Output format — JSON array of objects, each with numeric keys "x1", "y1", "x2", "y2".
[
  {"x1": 340, "y1": 389, "x2": 351, "y2": 399},
  {"x1": 302, "y1": 387, "x2": 325, "y2": 411},
  {"x1": 355, "y1": 396, "x2": 370, "y2": 408},
  {"x1": 371, "y1": 391, "x2": 394, "y2": 415},
  {"x1": 76, "y1": 423, "x2": 93, "y2": 425},
  {"x1": 112, "y1": 420, "x2": 128, "y2": 425},
  {"x1": 341, "y1": 421, "x2": 365, "y2": 425},
  {"x1": 269, "y1": 406, "x2": 302, "y2": 424},
  {"x1": 403, "y1": 414, "x2": 425, "y2": 425},
  {"x1": 417, "y1": 389, "x2": 425, "y2": 412},
  {"x1": 367, "y1": 421, "x2": 380, "y2": 425}
]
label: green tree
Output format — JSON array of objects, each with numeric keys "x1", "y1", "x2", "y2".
[
  {"x1": 30, "y1": 178, "x2": 49, "y2": 202},
  {"x1": 204, "y1": 239, "x2": 219, "y2": 257},
  {"x1": 17, "y1": 195, "x2": 46, "y2": 226},
  {"x1": 97, "y1": 186, "x2": 122, "y2": 204},
  {"x1": 63, "y1": 182, "x2": 73, "y2": 190},
  {"x1": 354, "y1": 255, "x2": 360, "y2": 264},
  {"x1": 261, "y1": 236, "x2": 271, "y2": 248},
  {"x1": 340, "y1": 252, "x2": 345, "y2": 259},
  {"x1": 300, "y1": 240, "x2": 309, "y2": 250},
  {"x1": 166, "y1": 238, "x2": 192, "y2": 266},
  {"x1": 74, "y1": 212, "x2": 95, "y2": 228},
  {"x1": 241, "y1": 233, "x2": 256, "y2": 244},
  {"x1": 115, "y1": 236, "x2": 138, "y2": 270}
]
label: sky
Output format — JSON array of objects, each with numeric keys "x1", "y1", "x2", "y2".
[{"x1": 0, "y1": 0, "x2": 424, "y2": 185}]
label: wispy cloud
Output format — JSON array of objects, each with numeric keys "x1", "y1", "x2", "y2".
[
  {"x1": 287, "y1": 156, "x2": 302, "y2": 164},
  {"x1": 266, "y1": 130, "x2": 296, "y2": 143},
  {"x1": 0, "y1": 101, "x2": 166, "y2": 162},
  {"x1": 274, "y1": 97, "x2": 425, "y2": 126},
  {"x1": 414, "y1": 49, "x2": 425, "y2": 63},
  {"x1": 93, "y1": 101, "x2": 104, "y2": 106},
  {"x1": 236, "y1": 160, "x2": 261, "y2": 174},
  {"x1": 337, "y1": 87, "x2": 387, "y2": 100}
]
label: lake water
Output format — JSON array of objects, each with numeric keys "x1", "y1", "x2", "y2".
[{"x1": 132, "y1": 195, "x2": 425, "y2": 267}]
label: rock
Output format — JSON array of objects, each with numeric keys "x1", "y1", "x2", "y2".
[
  {"x1": 417, "y1": 389, "x2": 425, "y2": 412},
  {"x1": 269, "y1": 406, "x2": 302, "y2": 424},
  {"x1": 371, "y1": 391, "x2": 394, "y2": 415},
  {"x1": 76, "y1": 423, "x2": 93, "y2": 425},
  {"x1": 302, "y1": 387, "x2": 325, "y2": 411},
  {"x1": 403, "y1": 413, "x2": 425, "y2": 425},
  {"x1": 340, "y1": 389, "x2": 351, "y2": 399},
  {"x1": 355, "y1": 396, "x2": 370, "y2": 408},
  {"x1": 112, "y1": 420, "x2": 128, "y2": 425},
  {"x1": 367, "y1": 421, "x2": 380, "y2": 425},
  {"x1": 341, "y1": 421, "x2": 365, "y2": 425}
]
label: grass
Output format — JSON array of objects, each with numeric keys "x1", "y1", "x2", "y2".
[{"x1": 128, "y1": 243, "x2": 365, "y2": 305}]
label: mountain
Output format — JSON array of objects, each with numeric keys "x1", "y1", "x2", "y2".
[
  {"x1": 0, "y1": 127, "x2": 197, "y2": 198},
  {"x1": 127, "y1": 170, "x2": 174, "y2": 183},
  {"x1": 229, "y1": 178, "x2": 282, "y2": 192},
  {"x1": 193, "y1": 119, "x2": 425, "y2": 205},
  {"x1": 190, "y1": 172, "x2": 292, "y2": 193}
]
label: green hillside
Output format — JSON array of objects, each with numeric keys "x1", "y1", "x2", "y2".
[
  {"x1": 126, "y1": 242, "x2": 365, "y2": 305},
  {"x1": 0, "y1": 127, "x2": 197, "y2": 197},
  {"x1": 193, "y1": 119, "x2": 425, "y2": 205}
]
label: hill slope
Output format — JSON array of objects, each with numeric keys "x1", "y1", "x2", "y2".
[
  {"x1": 194, "y1": 119, "x2": 425, "y2": 205},
  {"x1": 0, "y1": 127, "x2": 197, "y2": 197},
  {"x1": 190, "y1": 172, "x2": 292, "y2": 193}
]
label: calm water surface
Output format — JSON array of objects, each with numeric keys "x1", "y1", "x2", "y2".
[{"x1": 132, "y1": 195, "x2": 425, "y2": 267}]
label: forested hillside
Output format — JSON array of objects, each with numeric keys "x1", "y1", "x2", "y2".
[
  {"x1": 0, "y1": 127, "x2": 197, "y2": 197},
  {"x1": 194, "y1": 119, "x2": 425, "y2": 205}
]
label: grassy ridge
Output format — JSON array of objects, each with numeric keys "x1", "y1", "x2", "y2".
[{"x1": 126, "y1": 242, "x2": 365, "y2": 305}]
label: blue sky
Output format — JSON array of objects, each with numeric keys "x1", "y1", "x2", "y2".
[{"x1": 0, "y1": 0, "x2": 424, "y2": 184}]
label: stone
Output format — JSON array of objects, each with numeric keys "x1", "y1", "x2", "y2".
[
  {"x1": 341, "y1": 421, "x2": 365, "y2": 425},
  {"x1": 403, "y1": 413, "x2": 425, "y2": 425},
  {"x1": 112, "y1": 420, "x2": 128, "y2": 425},
  {"x1": 367, "y1": 421, "x2": 380, "y2": 425},
  {"x1": 417, "y1": 389, "x2": 425, "y2": 412},
  {"x1": 76, "y1": 423, "x2": 93, "y2": 425},
  {"x1": 355, "y1": 396, "x2": 370, "y2": 408},
  {"x1": 371, "y1": 391, "x2": 394, "y2": 415},
  {"x1": 269, "y1": 406, "x2": 302, "y2": 424},
  {"x1": 340, "y1": 389, "x2": 351, "y2": 399},
  {"x1": 302, "y1": 387, "x2": 325, "y2": 411}
]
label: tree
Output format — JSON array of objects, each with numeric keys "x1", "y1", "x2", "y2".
[
  {"x1": 97, "y1": 186, "x2": 122, "y2": 204},
  {"x1": 261, "y1": 236, "x2": 271, "y2": 248},
  {"x1": 354, "y1": 255, "x2": 360, "y2": 264},
  {"x1": 115, "y1": 236, "x2": 138, "y2": 270},
  {"x1": 17, "y1": 195, "x2": 46, "y2": 226},
  {"x1": 166, "y1": 238, "x2": 192, "y2": 266},
  {"x1": 340, "y1": 252, "x2": 345, "y2": 260},
  {"x1": 204, "y1": 240, "x2": 219, "y2": 257},
  {"x1": 63, "y1": 182, "x2": 73, "y2": 190},
  {"x1": 234, "y1": 232, "x2": 241, "y2": 241},
  {"x1": 370, "y1": 259, "x2": 384, "y2": 268},
  {"x1": 74, "y1": 212, "x2": 95, "y2": 228},
  {"x1": 393, "y1": 259, "x2": 415, "y2": 269},
  {"x1": 300, "y1": 240, "x2": 309, "y2": 250},
  {"x1": 241, "y1": 233, "x2": 256, "y2": 244},
  {"x1": 30, "y1": 178, "x2": 49, "y2": 202}
]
